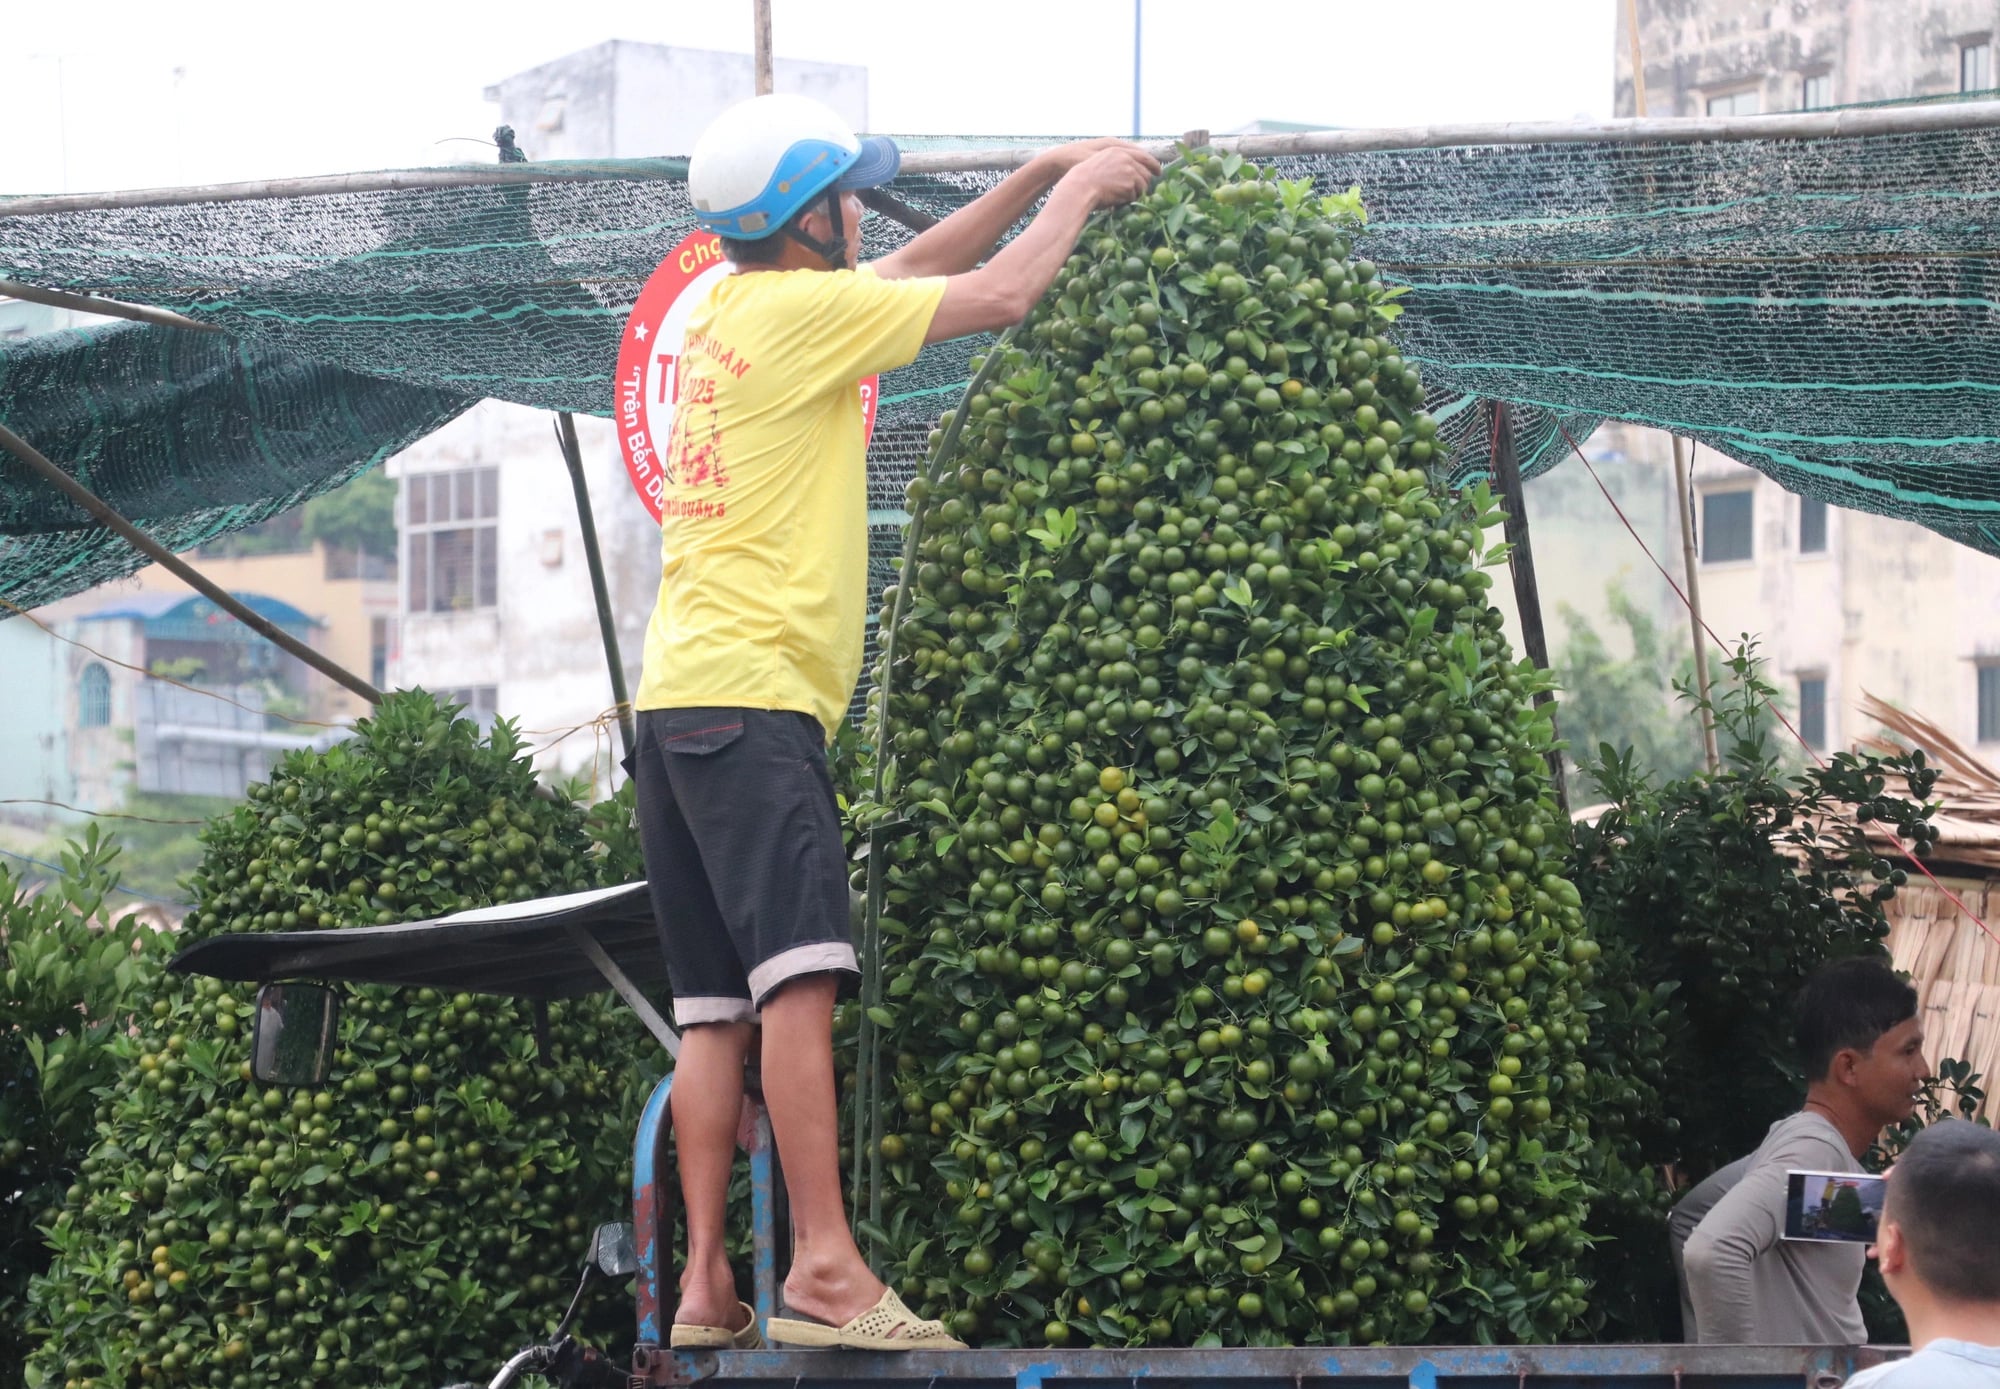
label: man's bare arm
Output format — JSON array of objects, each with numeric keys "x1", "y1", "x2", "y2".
[
  {"x1": 874, "y1": 138, "x2": 1147, "y2": 282},
  {"x1": 918, "y1": 146, "x2": 1158, "y2": 345}
]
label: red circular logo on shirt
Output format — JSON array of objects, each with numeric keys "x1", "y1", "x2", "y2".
[{"x1": 615, "y1": 232, "x2": 881, "y2": 523}]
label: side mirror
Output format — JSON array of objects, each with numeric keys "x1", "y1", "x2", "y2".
[
  {"x1": 592, "y1": 1222, "x2": 637, "y2": 1278},
  {"x1": 250, "y1": 982, "x2": 340, "y2": 1087}
]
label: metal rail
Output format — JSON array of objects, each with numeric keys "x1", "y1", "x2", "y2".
[
  {"x1": 635, "y1": 1342, "x2": 1895, "y2": 1388},
  {"x1": 4, "y1": 102, "x2": 1999, "y2": 216}
]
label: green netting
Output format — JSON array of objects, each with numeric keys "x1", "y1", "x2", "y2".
[
  {"x1": 2, "y1": 121, "x2": 1998, "y2": 624},
  {"x1": 0, "y1": 320, "x2": 468, "y2": 610}
]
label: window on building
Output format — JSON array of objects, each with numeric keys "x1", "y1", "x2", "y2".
[
  {"x1": 78, "y1": 662, "x2": 111, "y2": 728},
  {"x1": 442, "y1": 685, "x2": 500, "y2": 731},
  {"x1": 1707, "y1": 88, "x2": 1762, "y2": 116},
  {"x1": 1979, "y1": 663, "x2": 2000, "y2": 744},
  {"x1": 1801, "y1": 74, "x2": 1833, "y2": 109},
  {"x1": 1799, "y1": 496, "x2": 1828, "y2": 553},
  {"x1": 405, "y1": 468, "x2": 498, "y2": 613},
  {"x1": 1797, "y1": 675, "x2": 1827, "y2": 749},
  {"x1": 1963, "y1": 39, "x2": 1993, "y2": 94},
  {"x1": 370, "y1": 616, "x2": 395, "y2": 689},
  {"x1": 1701, "y1": 490, "x2": 1755, "y2": 563}
]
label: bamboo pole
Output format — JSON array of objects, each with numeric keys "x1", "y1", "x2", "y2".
[
  {"x1": 0, "y1": 161, "x2": 689, "y2": 217},
  {"x1": 8, "y1": 101, "x2": 2000, "y2": 217},
  {"x1": 0, "y1": 420, "x2": 385, "y2": 705},
  {"x1": 753, "y1": 0, "x2": 774, "y2": 97},
  {"x1": 553, "y1": 414, "x2": 635, "y2": 760},
  {"x1": 899, "y1": 101, "x2": 2000, "y2": 171},
  {"x1": 1132, "y1": 0, "x2": 1144, "y2": 140},
  {"x1": 1624, "y1": 0, "x2": 1650, "y2": 118},
  {"x1": 1673, "y1": 435, "x2": 1721, "y2": 771},
  {"x1": 855, "y1": 186, "x2": 938, "y2": 233},
  {"x1": 0, "y1": 278, "x2": 223, "y2": 334},
  {"x1": 1621, "y1": 0, "x2": 1718, "y2": 773}
]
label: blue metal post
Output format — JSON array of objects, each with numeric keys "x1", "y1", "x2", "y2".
[
  {"x1": 630, "y1": 1072, "x2": 786, "y2": 1355},
  {"x1": 745, "y1": 1101, "x2": 782, "y2": 1336},
  {"x1": 632, "y1": 1072, "x2": 675, "y2": 1349}
]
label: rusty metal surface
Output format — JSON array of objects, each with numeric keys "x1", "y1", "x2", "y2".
[
  {"x1": 745, "y1": 1102, "x2": 783, "y2": 1335},
  {"x1": 632, "y1": 1072, "x2": 674, "y2": 1348}
]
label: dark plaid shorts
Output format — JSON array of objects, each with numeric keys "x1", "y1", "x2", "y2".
[{"x1": 630, "y1": 707, "x2": 858, "y2": 1026}]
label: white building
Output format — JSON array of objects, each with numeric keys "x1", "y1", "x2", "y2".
[
  {"x1": 1496, "y1": 0, "x2": 2000, "y2": 762},
  {"x1": 386, "y1": 43, "x2": 869, "y2": 779}
]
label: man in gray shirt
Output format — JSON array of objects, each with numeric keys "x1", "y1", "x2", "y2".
[
  {"x1": 1670, "y1": 1153, "x2": 1751, "y2": 1339},
  {"x1": 1843, "y1": 1120, "x2": 2000, "y2": 1387},
  {"x1": 1681, "y1": 958, "x2": 1931, "y2": 1344}
]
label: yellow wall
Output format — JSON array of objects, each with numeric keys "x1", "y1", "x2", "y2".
[{"x1": 129, "y1": 544, "x2": 394, "y2": 721}]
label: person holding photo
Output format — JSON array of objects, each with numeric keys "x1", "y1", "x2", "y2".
[
  {"x1": 1843, "y1": 1121, "x2": 2000, "y2": 1387},
  {"x1": 1681, "y1": 958, "x2": 1930, "y2": 1344}
]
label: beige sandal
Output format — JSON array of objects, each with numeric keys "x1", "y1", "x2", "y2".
[
  {"x1": 767, "y1": 1288, "x2": 967, "y2": 1350},
  {"x1": 669, "y1": 1301, "x2": 764, "y2": 1349}
]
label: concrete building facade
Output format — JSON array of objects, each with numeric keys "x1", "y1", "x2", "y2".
[
  {"x1": 1615, "y1": 0, "x2": 1998, "y2": 117},
  {"x1": 484, "y1": 41, "x2": 868, "y2": 163},
  {"x1": 124, "y1": 543, "x2": 397, "y2": 724},
  {"x1": 1517, "y1": 0, "x2": 2000, "y2": 761},
  {"x1": 388, "y1": 43, "x2": 869, "y2": 780}
]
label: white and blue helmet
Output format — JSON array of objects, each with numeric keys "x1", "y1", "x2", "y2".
[{"x1": 687, "y1": 94, "x2": 901, "y2": 241}]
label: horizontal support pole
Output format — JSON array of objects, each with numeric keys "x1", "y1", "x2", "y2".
[
  {"x1": 0, "y1": 278, "x2": 225, "y2": 333},
  {"x1": 898, "y1": 99, "x2": 2000, "y2": 172},
  {"x1": 0, "y1": 159, "x2": 687, "y2": 217},
  {"x1": 5, "y1": 102, "x2": 1999, "y2": 217},
  {"x1": 0, "y1": 420, "x2": 385, "y2": 705}
]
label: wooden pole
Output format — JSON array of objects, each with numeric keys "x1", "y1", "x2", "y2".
[
  {"x1": 1673, "y1": 435, "x2": 1721, "y2": 770},
  {"x1": 1132, "y1": 0, "x2": 1144, "y2": 139},
  {"x1": 891, "y1": 101, "x2": 2000, "y2": 172},
  {"x1": 753, "y1": 0, "x2": 775, "y2": 96},
  {"x1": 1487, "y1": 402, "x2": 1568, "y2": 811},
  {"x1": 0, "y1": 278, "x2": 223, "y2": 334},
  {"x1": 0, "y1": 420, "x2": 384, "y2": 705},
  {"x1": 1623, "y1": 0, "x2": 1650, "y2": 118},
  {"x1": 1624, "y1": 0, "x2": 1718, "y2": 773},
  {"x1": 554, "y1": 414, "x2": 635, "y2": 760},
  {"x1": 855, "y1": 186, "x2": 938, "y2": 233},
  {"x1": 9, "y1": 102, "x2": 2000, "y2": 216}
]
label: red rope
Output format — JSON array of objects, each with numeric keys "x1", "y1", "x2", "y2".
[{"x1": 1549, "y1": 421, "x2": 1998, "y2": 946}]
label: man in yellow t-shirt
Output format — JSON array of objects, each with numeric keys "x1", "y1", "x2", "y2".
[{"x1": 631, "y1": 93, "x2": 1157, "y2": 1352}]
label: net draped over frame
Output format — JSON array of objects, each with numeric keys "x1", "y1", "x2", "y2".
[{"x1": 4, "y1": 128, "x2": 1998, "y2": 628}]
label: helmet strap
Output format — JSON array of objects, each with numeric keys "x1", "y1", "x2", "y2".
[{"x1": 783, "y1": 189, "x2": 848, "y2": 269}]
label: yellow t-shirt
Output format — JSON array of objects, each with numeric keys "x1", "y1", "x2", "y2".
[{"x1": 635, "y1": 265, "x2": 947, "y2": 740}]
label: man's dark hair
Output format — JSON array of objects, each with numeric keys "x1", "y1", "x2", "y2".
[
  {"x1": 1794, "y1": 956, "x2": 1917, "y2": 1081},
  {"x1": 1887, "y1": 1119, "x2": 2000, "y2": 1302},
  {"x1": 720, "y1": 233, "x2": 785, "y2": 266}
]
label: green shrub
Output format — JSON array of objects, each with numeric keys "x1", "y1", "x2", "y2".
[
  {"x1": 1569, "y1": 646, "x2": 1939, "y2": 1338},
  {"x1": 2, "y1": 833, "x2": 166, "y2": 1389},
  {"x1": 844, "y1": 153, "x2": 1598, "y2": 1348},
  {"x1": 24, "y1": 692, "x2": 656, "y2": 1389}
]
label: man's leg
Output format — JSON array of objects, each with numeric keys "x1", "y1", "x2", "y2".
[
  {"x1": 758, "y1": 974, "x2": 886, "y2": 1326},
  {"x1": 631, "y1": 707, "x2": 760, "y2": 1333},
  {"x1": 670, "y1": 1019, "x2": 755, "y2": 1331}
]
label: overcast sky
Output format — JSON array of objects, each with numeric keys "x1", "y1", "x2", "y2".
[{"x1": 3, "y1": 0, "x2": 1614, "y2": 195}]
